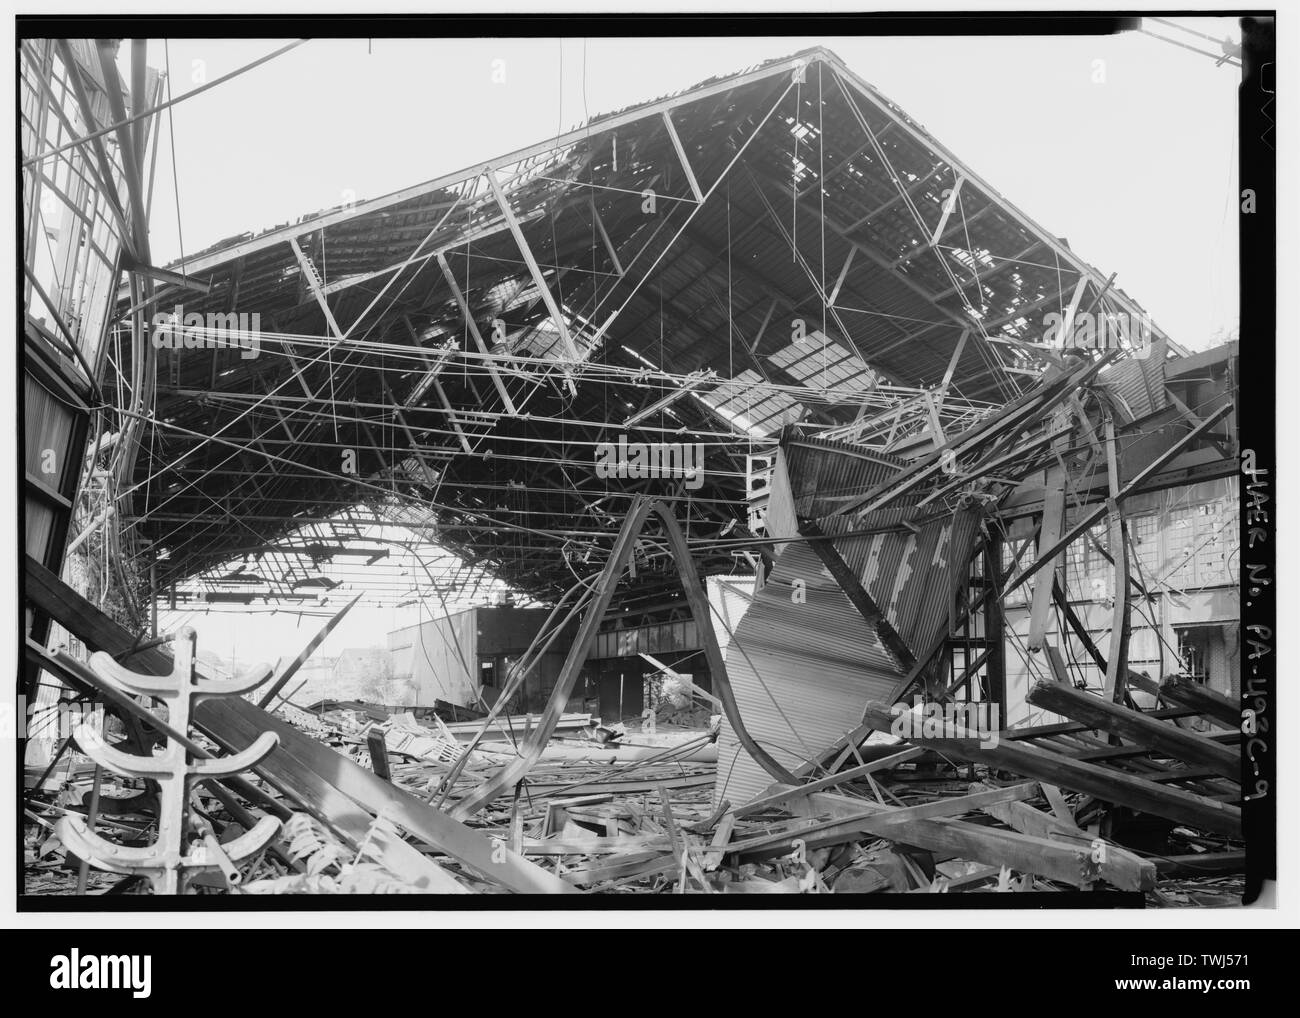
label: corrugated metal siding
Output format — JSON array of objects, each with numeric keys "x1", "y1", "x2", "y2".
[
  {"x1": 706, "y1": 576, "x2": 757, "y2": 659},
  {"x1": 713, "y1": 541, "x2": 902, "y2": 807},
  {"x1": 1103, "y1": 336, "x2": 1168, "y2": 422},
  {"x1": 779, "y1": 434, "x2": 910, "y2": 518},
  {"x1": 389, "y1": 610, "x2": 478, "y2": 706},
  {"x1": 816, "y1": 509, "x2": 983, "y2": 653},
  {"x1": 762, "y1": 451, "x2": 801, "y2": 544}
]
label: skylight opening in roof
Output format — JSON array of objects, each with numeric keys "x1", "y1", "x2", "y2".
[
  {"x1": 690, "y1": 393, "x2": 769, "y2": 438},
  {"x1": 517, "y1": 318, "x2": 562, "y2": 358},
  {"x1": 767, "y1": 331, "x2": 878, "y2": 397},
  {"x1": 696, "y1": 368, "x2": 796, "y2": 438}
]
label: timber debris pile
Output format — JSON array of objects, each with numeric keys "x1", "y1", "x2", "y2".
[{"x1": 23, "y1": 611, "x2": 1242, "y2": 898}]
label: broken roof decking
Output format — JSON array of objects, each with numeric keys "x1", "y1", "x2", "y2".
[{"x1": 117, "y1": 46, "x2": 1176, "y2": 600}]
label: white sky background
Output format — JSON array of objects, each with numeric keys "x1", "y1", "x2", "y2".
[{"x1": 136, "y1": 21, "x2": 1242, "y2": 670}]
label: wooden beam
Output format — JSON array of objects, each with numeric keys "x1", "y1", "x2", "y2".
[
  {"x1": 1001, "y1": 706, "x2": 1203, "y2": 741},
  {"x1": 785, "y1": 788, "x2": 1154, "y2": 890},
  {"x1": 119, "y1": 256, "x2": 213, "y2": 294},
  {"x1": 1157, "y1": 676, "x2": 1238, "y2": 728},
  {"x1": 860, "y1": 702, "x2": 1241, "y2": 838},
  {"x1": 1024, "y1": 680, "x2": 1238, "y2": 780},
  {"x1": 1027, "y1": 468, "x2": 1067, "y2": 651},
  {"x1": 969, "y1": 781, "x2": 1154, "y2": 888}
]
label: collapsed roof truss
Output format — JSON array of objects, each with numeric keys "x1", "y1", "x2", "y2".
[{"x1": 109, "y1": 46, "x2": 1181, "y2": 606}]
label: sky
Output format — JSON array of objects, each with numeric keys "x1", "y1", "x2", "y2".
[{"x1": 133, "y1": 20, "x2": 1243, "y2": 668}]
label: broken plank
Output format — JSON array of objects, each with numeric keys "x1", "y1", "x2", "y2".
[
  {"x1": 366, "y1": 729, "x2": 392, "y2": 782},
  {"x1": 969, "y1": 782, "x2": 1152, "y2": 889},
  {"x1": 703, "y1": 813, "x2": 736, "y2": 871},
  {"x1": 563, "y1": 851, "x2": 678, "y2": 887},
  {"x1": 521, "y1": 834, "x2": 671, "y2": 856},
  {"x1": 969, "y1": 781, "x2": 1086, "y2": 840},
  {"x1": 1039, "y1": 783, "x2": 1081, "y2": 830},
  {"x1": 1154, "y1": 675, "x2": 1239, "y2": 728},
  {"x1": 1159, "y1": 676, "x2": 1238, "y2": 728}
]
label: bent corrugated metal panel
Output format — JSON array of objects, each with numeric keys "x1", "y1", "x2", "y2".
[
  {"x1": 1102, "y1": 336, "x2": 1169, "y2": 423},
  {"x1": 712, "y1": 540, "x2": 902, "y2": 807},
  {"x1": 779, "y1": 432, "x2": 911, "y2": 518}
]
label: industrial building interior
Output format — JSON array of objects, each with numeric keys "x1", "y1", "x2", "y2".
[{"x1": 20, "y1": 33, "x2": 1251, "y2": 900}]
